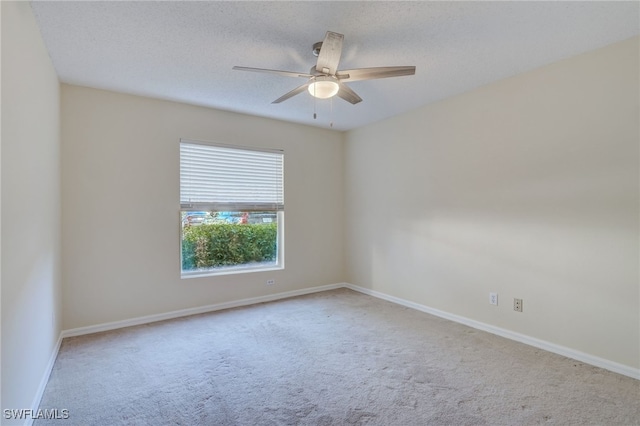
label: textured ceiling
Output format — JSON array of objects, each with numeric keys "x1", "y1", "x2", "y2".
[{"x1": 31, "y1": 1, "x2": 639, "y2": 131}]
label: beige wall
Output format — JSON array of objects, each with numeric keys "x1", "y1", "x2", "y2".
[
  {"x1": 61, "y1": 85, "x2": 344, "y2": 329},
  {"x1": 344, "y1": 37, "x2": 639, "y2": 369},
  {"x1": 1, "y1": 1, "x2": 62, "y2": 420}
]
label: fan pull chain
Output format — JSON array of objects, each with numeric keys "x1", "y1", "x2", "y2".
[
  {"x1": 330, "y1": 96, "x2": 333, "y2": 128},
  {"x1": 313, "y1": 80, "x2": 317, "y2": 119}
]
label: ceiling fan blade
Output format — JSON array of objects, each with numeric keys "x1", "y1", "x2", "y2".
[
  {"x1": 272, "y1": 82, "x2": 312, "y2": 104},
  {"x1": 336, "y1": 83, "x2": 362, "y2": 105},
  {"x1": 336, "y1": 66, "x2": 416, "y2": 82},
  {"x1": 315, "y1": 31, "x2": 343, "y2": 75},
  {"x1": 233, "y1": 66, "x2": 312, "y2": 79}
]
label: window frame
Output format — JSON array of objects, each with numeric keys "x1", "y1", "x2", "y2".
[{"x1": 179, "y1": 139, "x2": 284, "y2": 278}]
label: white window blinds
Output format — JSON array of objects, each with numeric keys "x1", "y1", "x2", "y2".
[{"x1": 180, "y1": 140, "x2": 284, "y2": 211}]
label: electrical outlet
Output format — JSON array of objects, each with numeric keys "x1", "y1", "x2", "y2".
[
  {"x1": 489, "y1": 292, "x2": 498, "y2": 306},
  {"x1": 514, "y1": 298, "x2": 523, "y2": 312},
  {"x1": 266, "y1": 279, "x2": 275, "y2": 286}
]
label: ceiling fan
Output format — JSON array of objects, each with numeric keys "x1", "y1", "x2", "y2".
[{"x1": 233, "y1": 31, "x2": 416, "y2": 105}]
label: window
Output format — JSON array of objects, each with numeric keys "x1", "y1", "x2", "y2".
[{"x1": 180, "y1": 139, "x2": 284, "y2": 276}]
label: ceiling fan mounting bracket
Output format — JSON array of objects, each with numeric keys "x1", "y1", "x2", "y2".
[{"x1": 312, "y1": 41, "x2": 323, "y2": 57}]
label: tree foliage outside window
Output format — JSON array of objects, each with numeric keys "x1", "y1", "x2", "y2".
[{"x1": 181, "y1": 217, "x2": 277, "y2": 272}]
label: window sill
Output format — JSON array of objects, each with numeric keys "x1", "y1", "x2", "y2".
[{"x1": 181, "y1": 264, "x2": 283, "y2": 279}]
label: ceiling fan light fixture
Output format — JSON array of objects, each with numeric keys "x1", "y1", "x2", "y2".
[{"x1": 308, "y1": 76, "x2": 339, "y2": 99}]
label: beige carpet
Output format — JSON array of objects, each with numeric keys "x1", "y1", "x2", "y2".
[{"x1": 37, "y1": 288, "x2": 639, "y2": 425}]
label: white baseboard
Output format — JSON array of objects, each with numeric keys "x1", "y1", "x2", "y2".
[
  {"x1": 25, "y1": 332, "x2": 63, "y2": 426},
  {"x1": 62, "y1": 283, "x2": 345, "y2": 338},
  {"x1": 343, "y1": 283, "x2": 640, "y2": 380}
]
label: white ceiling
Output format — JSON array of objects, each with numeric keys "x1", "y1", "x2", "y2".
[{"x1": 30, "y1": 1, "x2": 639, "y2": 131}]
